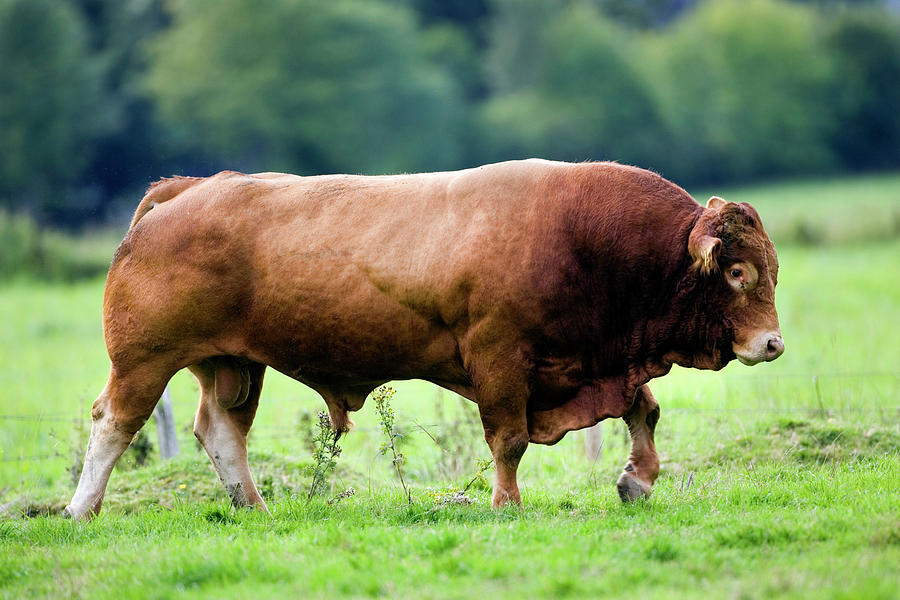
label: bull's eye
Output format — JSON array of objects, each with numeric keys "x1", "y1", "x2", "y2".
[{"x1": 726, "y1": 262, "x2": 758, "y2": 292}]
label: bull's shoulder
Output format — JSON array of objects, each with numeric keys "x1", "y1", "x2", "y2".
[
  {"x1": 587, "y1": 162, "x2": 697, "y2": 206},
  {"x1": 447, "y1": 159, "x2": 695, "y2": 205}
]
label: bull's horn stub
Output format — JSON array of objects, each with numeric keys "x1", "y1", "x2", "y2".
[{"x1": 706, "y1": 196, "x2": 727, "y2": 210}]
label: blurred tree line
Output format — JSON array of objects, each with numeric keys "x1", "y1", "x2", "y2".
[{"x1": 0, "y1": 0, "x2": 898, "y2": 227}]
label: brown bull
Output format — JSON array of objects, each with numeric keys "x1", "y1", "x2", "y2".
[{"x1": 65, "y1": 159, "x2": 783, "y2": 519}]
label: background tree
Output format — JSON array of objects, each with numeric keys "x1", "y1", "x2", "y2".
[
  {"x1": 0, "y1": 0, "x2": 110, "y2": 223},
  {"x1": 483, "y1": 0, "x2": 568, "y2": 96},
  {"x1": 596, "y1": 0, "x2": 698, "y2": 28},
  {"x1": 480, "y1": 2, "x2": 672, "y2": 170},
  {"x1": 1, "y1": 0, "x2": 898, "y2": 228},
  {"x1": 646, "y1": 0, "x2": 835, "y2": 183},
  {"x1": 144, "y1": 0, "x2": 465, "y2": 176},
  {"x1": 71, "y1": 0, "x2": 173, "y2": 219},
  {"x1": 823, "y1": 9, "x2": 900, "y2": 170}
]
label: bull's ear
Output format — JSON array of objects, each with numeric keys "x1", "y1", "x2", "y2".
[
  {"x1": 689, "y1": 234, "x2": 722, "y2": 276},
  {"x1": 706, "y1": 196, "x2": 727, "y2": 211}
]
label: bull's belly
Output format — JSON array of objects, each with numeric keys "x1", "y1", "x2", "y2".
[
  {"x1": 238, "y1": 288, "x2": 466, "y2": 387},
  {"x1": 528, "y1": 376, "x2": 635, "y2": 445}
]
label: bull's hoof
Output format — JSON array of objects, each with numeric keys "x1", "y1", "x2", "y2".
[
  {"x1": 491, "y1": 487, "x2": 523, "y2": 510},
  {"x1": 62, "y1": 505, "x2": 92, "y2": 521},
  {"x1": 616, "y1": 472, "x2": 652, "y2": 502}
]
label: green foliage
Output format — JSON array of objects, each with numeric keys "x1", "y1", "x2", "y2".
[
  {"x1": 462, "y1": 458, "x2": 494, "y2": 494},
  {"x1": 595, "y1": 0, "x2": 687, "y2": 29},
  {"x1": 0, "y1": 211, "x2": 118, "y2": 281},
  {"x1": 481, "y1": 2, "x2": 670, "y2": 166},
  {"x1": 373, "y1": 386, "x2": 412, "y2": 504},
  {"x1": 306, "y1": 411, "x2": 343, "y2": 500},
  {"x1": 67, "y1": 0, "x2": 173, "y2": 217},
  {"x1": 0, "y1": 0, "x2": 111, "y2": 220},
  {"x1": 0, "y1": 211, "x2": 42, "y2": 280},
  {"x1": 484, "y1": 0, "x2": 567, "y2": 96},
  {"x1": 144, "y1": 0, "x2": 464, "y2": 176},
  {"x1": 647, "y1": 0, "x2": 835, "y2": 182},
  {"x1": 823, "y1": 9, "x2": 900, "y2": 170},
  {"x1": 420, "y1": 24, "x2": 482, "y2": 100}
]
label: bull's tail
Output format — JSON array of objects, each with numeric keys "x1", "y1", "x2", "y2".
[{"x1": 130, "y1": 176, "x2": 204, "y2": 229}]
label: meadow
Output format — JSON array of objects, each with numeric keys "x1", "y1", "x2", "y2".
[{"x1": 0, "y1": 173, "x2": 898, "y2": 599}]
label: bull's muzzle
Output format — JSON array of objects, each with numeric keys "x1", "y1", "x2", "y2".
[
  {"x1": 765, "y1": 335, "x2": 785, "y2": 361},
  {"x1": 734, "y1": 332, "x2": 784, "y2": 365}
]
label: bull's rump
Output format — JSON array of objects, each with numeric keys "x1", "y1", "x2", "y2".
[{"x1": 104, "y1": 161, "x2": 562, "y2": 383}]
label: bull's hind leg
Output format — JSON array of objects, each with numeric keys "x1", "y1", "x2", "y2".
[
  {"x1": 190, "y1": 358, "x2": 268, "y2": 511},
  {"x1": 616, "y1": 384, "x2": 661, "y2": 502},
  {"x1": 65, "y1": 364, "x2": 173, "y2": 520}
]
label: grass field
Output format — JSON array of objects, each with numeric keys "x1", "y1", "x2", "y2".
[{"x1": 1, "y1": 174, "x2": 898, "y2": 599}]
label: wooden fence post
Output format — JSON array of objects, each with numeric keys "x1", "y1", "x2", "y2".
[
  {"x1": 584, "y1": 422, "x2": 602, "y2": 462},
  {"x1": 153, "y1": 385, "x2": 179, "y2": 460}
]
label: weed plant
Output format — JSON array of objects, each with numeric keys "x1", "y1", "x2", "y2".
[
  {"x1": 372, "y1": 386, "x2": 411, "y2": 504},
  {"x1": 306, "y1": 411, "x2": 342, "y2": 500}
]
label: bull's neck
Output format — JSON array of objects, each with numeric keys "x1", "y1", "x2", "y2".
[{"x1": 572, "y1": 200, "x2": 709, "y2": 375}]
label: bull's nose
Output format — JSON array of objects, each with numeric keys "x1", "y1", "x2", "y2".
[{"x1": 766, "y1": 335, "x2": 785, "y2": 360}]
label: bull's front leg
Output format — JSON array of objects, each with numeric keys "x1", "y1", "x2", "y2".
[
  {"x1": 616, "y1": 384, "x2": 660, "y2": 502},
  {"x1": 467, "y1": 340, "x2": 532, "y2": 509},
  {"x1": 480, "y1": 402, "x2": 530, "y2": 509}
]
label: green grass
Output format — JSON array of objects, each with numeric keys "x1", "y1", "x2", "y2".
[
  {"x1": 1, "y1": 455, "x2": 897, "y2": 599},
  {"x1": 1, "y1": 173, "x2": 898, "y2": 599},
  {"x1": 694, "y1": 171, "x2": 900, "y2": 246}
]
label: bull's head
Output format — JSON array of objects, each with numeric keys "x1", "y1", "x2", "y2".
[{"x1": 688, "y1": 196, "x2": 784, "y2": 366}]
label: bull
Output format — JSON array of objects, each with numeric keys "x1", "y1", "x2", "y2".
[{"x1": 65, "y1": 159, "x2": 783, "y2": 519}]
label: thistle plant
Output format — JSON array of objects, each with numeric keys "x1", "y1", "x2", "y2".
[
  {"x1": 307, "y1": 411, "x2": 342, "y2": 500},
  {"x1": 462, "y1": 458, "x2": 494, "y2": 494},
  {"x1": 327, "y1": 487, "x2": 356, "y2": 506},
  {"x1": 372, "y1": 386, "x2": 411, "y2": 504},
  {"x1": 428, "y1": 458, "x2": 494, "y2": 509}
]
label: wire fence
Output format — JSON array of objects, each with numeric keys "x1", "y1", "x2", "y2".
[
  {"x1": 1, "y1": 454, "x2": 59, "y2": 463},
  {"x1": 0, "y1": 415, "x2": 81, "y2": 423},
  {"x1": 2, "y1": 371, "x2": 897, "y2": 464}
]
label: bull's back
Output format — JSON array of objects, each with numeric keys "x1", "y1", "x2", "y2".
[
  {"x1": 239, "y1": 171, "x2": 468, "y2": 380},
  {"x1": 105, "y1": 160, "x2": 696, "y2": 383},
  {"x1": 105, "y1": 165, "x2": 534, "y2": 380},
  {"x1": 236, "y1": 163, "x2": 562, "y2": 380}
]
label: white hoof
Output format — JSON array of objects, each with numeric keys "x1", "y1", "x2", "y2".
[{"x1": 616, "y1": 471, "x2": 652, "y2": 502}]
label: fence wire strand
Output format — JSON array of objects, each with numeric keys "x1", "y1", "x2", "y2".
[{"x1": 2, "y1": 371, "x2": 897, "y2": 463}]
